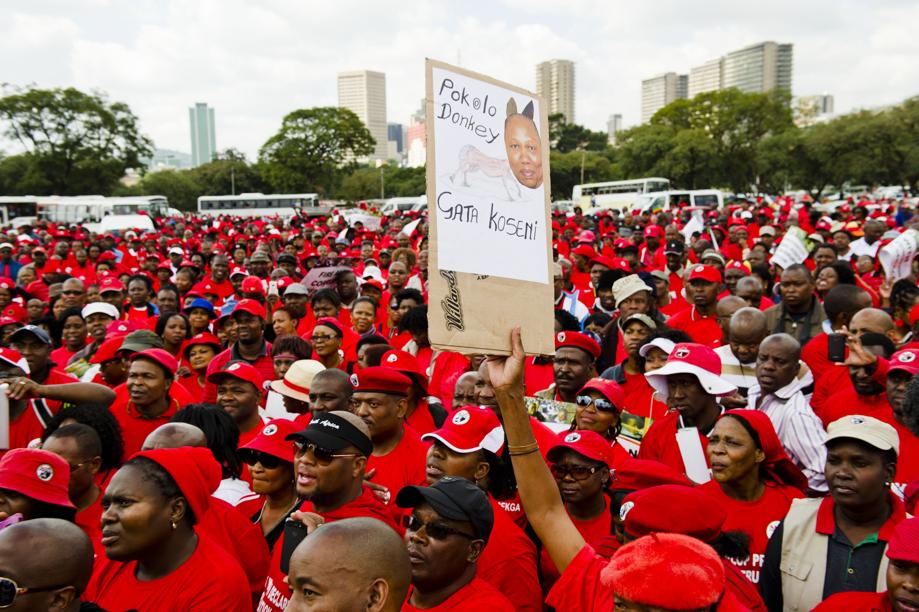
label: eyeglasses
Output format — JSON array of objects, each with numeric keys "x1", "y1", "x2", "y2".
[
  {"x1": 401, "y1": 514, "x2": 475, "y2": 541},
  {"x1": 310, "y1": 334, "x2": 336, "y2": 343},
  {"x1": 0, "y1": 577, "x2": 68, "y2": 608},
  {"x1": 293, "y1": 441, "x2": 359, "y2": 465},
  {"x1": 575, "y1": 395, "x2": 617, "y2": 413},
  {"x1": 550, "y1": 463, "x2": 600, "y2": 481},
  {"x1": 241, "y1": 451, "x2": 283, "y2": 470}
]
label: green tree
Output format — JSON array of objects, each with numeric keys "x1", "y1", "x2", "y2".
[
  {"x1": 549, "y1": 149, "x2": 620, "y2": 201},
  {"x1": 548, "y1": 113, "x2": 609, "y2": 153},
  {"x1": 337, "y1": 165, "x2": 427, "y2": 201},
  {"x1": 191, "y1": 148, "x2": 267, "y2": 195},
  {"x1": 137, "y1": 169, "x2": 202, "y2": 212},
  {"x1": 258, "y1": 107, "x2": 374, "y2": 195},
  {"x1": 0, "y1": 85, "x2": 153, "y2": 195}
]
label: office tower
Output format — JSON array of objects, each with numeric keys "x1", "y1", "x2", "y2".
[
  {"x1": 607, "y1": 114, "x2": 623, "y2": 145},
  {"x1": 337, "y1": 70, "x2": 388, "y2": 161},
  {"x1": 795, "y1": 94, "x2": 835, "y2": 126},
  {"x1": 535, "y1": 59, "x2": 576, "y2": 123},
  {"x1": 689, "y1": 57, "x2": 724, "y2": 98},
  {"x1": 188, "y1": 103, "x2": 216, "y2": 167},
  {"x1": 641, "y1": 73, "x2": 688, "y2": 123},
  {"x1": 722, "y1": 42, "x2": 793, "y2": 94}
]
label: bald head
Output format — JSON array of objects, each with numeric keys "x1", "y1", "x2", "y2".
[
  {"x1": 760, "y1": 333, "x2": 802, "y2": 362},
  {"x1": 735, "y1": 276, "x2": 764, "y2": 308},
  {"x1": 716, "y1": 296, "x2": 747, "y2": 320},
  {"x1": 727, "y1": 307, "x2": 768, "y2": 364},
  {"x1": 286, "y1": 517, "x2": 410, "y2": 612},
  {"x1": 849, "y1": 308, "x2": 895, "y2": 336},
  {"x1": 0, "y1": 518, "x2": 93, "y2": 608},
  {"x1": 142, "y1": 422, "x2": 207, "y2": 451}
]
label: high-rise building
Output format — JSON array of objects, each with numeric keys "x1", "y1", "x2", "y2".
[
  {"x1": 387, "y1": 123, "x2": 404, "y2": 153},
  {"x1": 188, "y1": 103, "x2": 216, "y2": 167},
  {"x1": 722, "y1": 42, "x2": 793, "y2": 94},
  {"x1": 406, "y1": 99, "x2": 426, "y2": 168},
  {"x1": 795, "y1": 94, "x2": 835, "y2": 126},
  {"x1": 607, "y1": 114, "x2": 623, "y2": 145},
  {"x1": 688, "y1": 58, "x2": 724, "y2": 98},
  {"x1": 641, "y1": 73, "x2": 688, "y2": 123},
  {"x1": 535, "y1": 60, "x2": 576, "y2": 123},
  {"x1": 338, "y1": 70, "x2": 388, "y2": 161}
]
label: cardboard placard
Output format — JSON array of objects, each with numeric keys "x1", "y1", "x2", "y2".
[
  {"x1": 878, "y1": 229, "x2": 919, "y2": 282},
  {"x1": 426, "y1": 59, "x2": 554, "y2": 356},
  {"x1": 302, "y1": 265, "x2": 350, "y2": 294}
]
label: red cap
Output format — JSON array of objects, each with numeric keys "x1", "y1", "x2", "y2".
[
  {"x1": 724, "y1": 260, "x2": 750, "y2": 275},
  {"x1": 0, "y1": 448, "x2": 75, "y2": 509},
  {"x1": 349, "y1": 366, "x2": 412, "y2": 395},
  {"x1": 207, "y1": 361, "x2": 265, "y2": 392},
  {"x1": 645, "y1": 343, "x2": 736, "y2": 400},
  {"x1": 621, "y1": 484, "x2": 726, "y2": 542},
  {"x1": 90, "y1": 337, "x2": 126, "y2": 365},
  {"x1": 687, "y1": 264, "x2": 722, "y2": 284},
  {"x1": 106, "y1": 320, "x2": 137, "y2": 337},
  {"x1": 132, "y1": 447, "x2": 220, "y2": 520},
  {"x1": 183, "y1": 332, "x2": 223, "y2": 358},
  {"x1": 233, "y1": 298, "x2": 266, "y2": 320},
  {"x1": 547, "y1": 430, "x2": 616, "y2": 468},
  {"x1": 421, "y1": 406, "x2": 504, "y2": 454},
  {"x1": 886, "y1": 517, "x2": 919, "y2": 564},
  {"x1": 643, "y1": 225, "x2": 664, "y2": 238},
  {"x1": 362, "y1": 279, "x2": 384, "y2": 292},
  {"x1": 571, "y1": 244, "x2": 598, "y2": 259},
  {"x1": 130, "y1": 348, "x2": 178, "y2": 376},
  {"x1": 588, "y1": 255, "x2": 617, "y2": 270},
  {"x1": 611, "y1": 458, "x2": 691, "y2": 491},
  {"x1": 0, "y1": 277, "x2": 14, "y2": 290},
  {"x1": 239, "y1": 419, "x2": 300, "y2": 463},
  {"x1": 99, "y1": 276, "x2": 125, "y2": 293},
  {"x1": 0, "y1": 347, "x2": 29, "y2": 374},
  {"x1": 241, "y1": 276, "x2": 265, "y2": 295},
  {"x1": 889, "y1": 348, "x2": 919, "y2": 376},
  {"x1": 555, "y1": 331, "x2": 601, "y2": 359},
  {"x1": 578, "y1": 378, "x2": 625, "y2": 410},
  {"x1": 602, "y1": 533, "x2": 725, "y2": 610},
  {"x1": 381, "y1": 349, "x2": 427, "y2": 393},
  {"x1": 2, "y1": 304, "x2": 27, "y2": 324},
  {"x1": 191, "y1": 280, "x2": 218, "y2": 295}
]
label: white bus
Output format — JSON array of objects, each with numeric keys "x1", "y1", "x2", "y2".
[
  {"x1": 633, "y1": 189, "x2": 725, "y2": 213},
  {"x1": 36, "y1": 195, "x2": 168, "y2": 232},
  {"x1": 572, "y1": 177, "x2": 671, "y2": 210},
  {"x1": 0, "y1": 196, "x2": 40, "y2": 227},
  {"x1": 197, "y1": 193, "x2": 329, "y2": 218}
]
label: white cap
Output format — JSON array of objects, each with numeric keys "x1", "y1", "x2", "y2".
[
  {"x1": 168, "y1": 246, "x2": 184, "y2": 256},
  {"x1": 0, "y1": 243, "x2": 13, "y2": 250},
  {"x1": 81, "y1": 302, "x2": 119, "y2": 320}
]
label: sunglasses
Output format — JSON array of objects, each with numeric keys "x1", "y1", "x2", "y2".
[
  {"x1": 241, "y1": 451, "x2": 284, "y2": 470},
  {"x1": 0, "y1": 577, "x2": 68, "y2": 608},
  {"x1": 550, "y1": 463, "x2": 600, "y2": 481},
  {"x1": 401, "y1": 514, "x2": 475, "y2": 541},
  {"x1": 293, "y1": 441, "x2": 359, "y2": 466},
  {"x1": 575, "y1": 395, "x2": 617, "y2": 413}
]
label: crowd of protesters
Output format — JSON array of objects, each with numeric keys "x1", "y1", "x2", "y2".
[{"x1": 0, "y1": 195, "x2": 918, "y2": 611}]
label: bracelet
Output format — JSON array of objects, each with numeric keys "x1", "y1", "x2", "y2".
[
  {"x1": 508, "y1": 447, "x2": 540, "y2": 457},
  {"x1": 507, "y1": 441, "x2": 540, "y2": 455}
]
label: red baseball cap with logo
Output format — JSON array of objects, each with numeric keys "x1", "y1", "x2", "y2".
[
  {"x1": 572, "y1": 245, "x2": 598, "y2": 259},
  {"x1": 724, "y1": 261, "x2": 750, "y2": 275},
  {"x1": 687, "y1": 264, "x2": 722, "y2": 284},
  {"x1": 130, "y1": 348, "x2": 178, "y2": 376},
  {"x1": 0, "y1": 448, "x2": 75, "y2": 508},
  {"x1": 349, "y1": 366, "x2": 412, "y2": 395},
  {"x1": 888, "y1": 348, "x2": 919, "y2": 376},
  {"x1": 240, "y1": 277, "x2": 266, "y2": 295},
  {"x1": 207, "y1": 361, "x2": 265, "y2": 391},
  {"x1": 233, "y1": 298, "x2": 266, "y2": 320},
  {"x1": 239, "y1": 418, "x2": 300, "y2": 463},
  {"x1": 643, "y1": 225, "x2": 664, "y2": 238},
  {"x1": 99, "y1": 276, "x2": 125, "y2": 294},
  {"x1": 547, "y1": 430, "x2": 616, "y2": 468},
  {"x1": 555, "y1": 331, "x2": 601, "y2": 360},
  {"x1": 578, "y1": 378, "x2": 625, "y2": 410},
  {"x1": 380, "y1": 350, "x2": 427, "y2": 393},
  {"x1": 421, "y1": 406, "x2": 504, "y2": 454},
  {"x1": 645, "y1": 342, "x2": 736, "y2": 400}
]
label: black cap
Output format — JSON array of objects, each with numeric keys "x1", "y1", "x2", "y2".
[
  {"x1": 395, "y1": 476, "x2": 494, "y2": 541},
  {"x1": 663, "y1": 240, "x2": 685, "y2": 255},
  {"x1": 286, "y1": 411, "x2": 373, "y2": 457},
  {"x1": 9, "y1": 325, "x2": 52, "y2": 346}
]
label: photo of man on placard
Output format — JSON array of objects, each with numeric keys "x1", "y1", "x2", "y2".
[{"x1": 504, "y1": 98, "x2": 544, "y2": 189}]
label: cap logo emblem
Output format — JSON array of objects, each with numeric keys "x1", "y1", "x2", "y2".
[
  {"x1": 619, "y1": 500, "x2": 634, "y2": 521},
  {"x1": 386, "y1": 354, "x2": 398, "y2": 363},
  {"x1": 263, "y1": 424, "x2": 278, "y2": 436},
  {"x1": 850, "y1": 416, "x2": 865, "y2": 425},
  {"x1": 766, "y1": 520, "x2": 780, "y2": 539},
  {"x1": 557, "y1": 332, "x2": 566, "y2": 343},
  {"x1": 673, "y1": 347, "x2": 691, "y2": 359},
  {"x1": 694, "y1": 265, "x2": 704, "y2": 272},
  {"x1": 350, "y1": 374, "x2": 360, "y2": 387},
  {"x1": 564, "y1": 432, "x2": 581, "y2": 443},
  {"x1": 36, "y1": 463, "x2": 54, "y2": 481},
  {"x1": 452, "y1": 409, "x2": 471, "y2": 425},
  {"x1": 898, "y1": 352, "x2": 916, "y2": 363},
  {"x1": 228, "y1": 363, "x2": 240, "y2": 371}
]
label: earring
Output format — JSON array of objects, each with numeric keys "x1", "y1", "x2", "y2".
[{"x1": 171, "y1": 520, "x2": 177, "y2": 530}]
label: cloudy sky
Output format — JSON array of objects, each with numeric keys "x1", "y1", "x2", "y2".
[{"x1": 2, "y1": 0, "x2": 917, "y2": 160}]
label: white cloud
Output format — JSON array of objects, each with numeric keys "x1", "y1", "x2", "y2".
[{"x1": 0, "y1": 0, "x2": 916, "y2": 159}]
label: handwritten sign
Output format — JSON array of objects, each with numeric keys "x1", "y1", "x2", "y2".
[
  {"x1": 878, "y1": 229, "x2": 918, "y2": 282},
  {"x1": 302, "y1": 265, "x2": 350, "y2": 294},
  {"x1": 426, "y1": 60, "x2": 555, "y2": 356}
]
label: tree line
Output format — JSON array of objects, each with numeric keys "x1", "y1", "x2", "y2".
[{"x1": 0, "y1": 85, "x2": 916, "y2": 210}]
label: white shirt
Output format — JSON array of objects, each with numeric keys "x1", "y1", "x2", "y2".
[
  {"x1": 715, "y1": 347, "x2": 814, "y2": 401},
  {"x1": 848, "y1": 237, "x2": 881, "y2": 258},
  {"x1": 747, "y1": 374, "x2": 828, "y2": 493}
]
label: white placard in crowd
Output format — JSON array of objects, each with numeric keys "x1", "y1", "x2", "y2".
[
  {"x1": 681, "y1": 214, "x2": 703, "y2": 242},
  {"x1": 401, "y1": 218, "x2": 421, "y2": 238},
  {"x1": 770, "y1": 227, "x2": 809, "y2": 270},
  {"x1": 878, "y1": 228, "x2": 919, "y2": 282},
  {"x1": 302, "y1": 265, "x2": 350, "y2": 293},
  {"x1": 428, "y1": 62, "x2": 551, "y2": 284}
]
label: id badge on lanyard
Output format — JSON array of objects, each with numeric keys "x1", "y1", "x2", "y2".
[{"x1": 675, "y1": 426, "x2": 711, "y2": 484}]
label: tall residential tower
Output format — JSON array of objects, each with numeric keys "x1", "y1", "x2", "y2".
[
  {"x1": 188, "y1": 103, "x2": 216, "y2": 167},
  {"x1": 337, "y1": 70, "x2": 388, "y2": 161},
  {"x1": 535, "y1": 60, "x2": 576, "y2": 123}
]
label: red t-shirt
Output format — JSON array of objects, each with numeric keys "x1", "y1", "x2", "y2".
[
  {"x1": 7, "y1": 368, "x2": 80, "y2": 450},
  {"x1": 428, "y1": 351, "x2": 470, "y2": 408},
  {"x1": 813, "y1": 590, "x2": 892, "y2": 611},
  {"x1": 258, "y1": 486, "x2": 399, "y2": 612},
  {"x1": 402, "y1": 577, "x2": 514, "y2": 612},
  {"x1": 665, "y1": 306, "x2": 723, "y2": 348},
  {"x1": 366, "y1": 425, "x2": 428, "y2": 515},
  {"x1": 638, "y1": 411, "x2": 710, "y2": 478},
  {"x1": 821, "y1": 388, "x2": 890, "y2": 428},
  {"x1": 524, "y1": 357, "x2": 554, "y2": 397},
  {"x1": 203, "y1": 342, "x2": 275, "y2": 404},
  {"x1": 700, "y1": 480, "x2": 803, "y2": 584},
  {"x1": 801, "y1": 332, "x2": 831, "y2": 381},
  {"x1": 75, "y1": 491, "x2": 105, "y2": 558},
  {"x1": 810, "y1": 364, "x2": 850, "y2": 420},
  {"x1": 478, "y1": 497, "x2": 541, "y2": 612},
  {"x1": 406, "y1": 400, "x2": 439, "y2": 437},
  {"x1": 108, "y1": 382, "x2": 192, "y2": 457},
  {"x1": 544, "y1": 544, "x2": 611, "y2": 612},
  {"x1": 86, "y1": 535, "x2": 251, "y2": 611},
  {"x1": 540, "y1": 495, "x2": 613, "y2": 590},
  {"x1": 197, "y1": 496, "x2": 270, "y2": 597}
]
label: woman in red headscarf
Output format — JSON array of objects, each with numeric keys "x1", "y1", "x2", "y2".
[{"x1": 702, "y1": 409, "x2": 807, "y2": 585}]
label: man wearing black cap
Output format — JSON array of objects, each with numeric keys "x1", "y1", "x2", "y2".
[
  {"x1": 258, "y1": 410, "x2": 399, "y2": 612},
  {"x1": 396, "y1": 477, "x2": 514, "y2": 611},
  {"x1": 663, "y1": 239, "x2": 687, "y2": 302}
]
